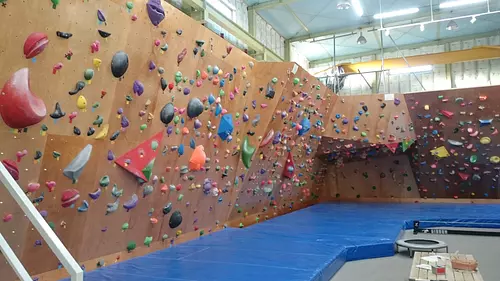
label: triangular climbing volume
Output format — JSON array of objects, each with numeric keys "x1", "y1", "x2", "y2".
[{"x1": 115, "y1": 131, "x2": 163, "y2": 182}]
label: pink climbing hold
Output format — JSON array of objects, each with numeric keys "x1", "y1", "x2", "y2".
[
  {"x1": 69, "y1": 112, "x2": 77, "y2": 123},
  {"x1": 2, "y1": 159, "x2": 19, "y2": 180},
  {"x1": 26, "y1": 182, "x2": 40, "y2": 193},
  {"x1": 0, "y1": 68, "x2": 47, "y2": 129},
  {"x1": 16, "y1": 150, "x2": 28, "y2": 162},
  {"x1": 260, "y1": 104, "x2": 268, "y2": 109},
  {"x1": 52, "y1": 62, "x2": 63, "y2": 74},
  {"x1": 45, "y1": 181, "x2": 56, "y2": 192},
  {"x1": 90, "y1": 40, "x2": 100, "y2": 53},
  {"x1": 3, "y1": 214, "x2": 13, "y2": 223}
]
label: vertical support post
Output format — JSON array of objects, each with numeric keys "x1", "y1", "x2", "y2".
[
  {"x1": 284, "y1": 39, "x2": 291, "y2": 61},
  {"x1": 248, "y1": 8, "x2": 257, "y2": 37},
  {"x1": 333, "y1": 35, "x2": 339, "y2": 94}
]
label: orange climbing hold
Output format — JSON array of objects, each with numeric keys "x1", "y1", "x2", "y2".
[{"x1": 189, "y1": 145, "x2": 206, "y2": 171}]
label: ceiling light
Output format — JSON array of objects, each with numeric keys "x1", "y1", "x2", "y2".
[
  {"x1": 337, "y1": 1, "x2": 351, "y2": 10},
  {"x1": 389, "y1": 65, "x2": 433, "y2": 75},
  {"x1": 351, "y1": 0, "x2": 364, "y2": 17},
  {"x1": 446, "y1": 20, "x2": 459, "y2": 30},
  {"x1": 385, "y1": 29, "x2": 390, "y2": 36},
  {"x1": 420, "y1": 24, "x2": 425, "y2": 31},
  {"x1": 357, "y1": 32, "x2": 367, "y2": 45},
  {"x1": 439, "y1": 0, "x2": 486, "y2": 9},
  {"x1": 470, "y1": 16, "x2": 477, "y2": 23},
  {"x1": 374, "y1": 8, "x2": 419, "y2": 19}
]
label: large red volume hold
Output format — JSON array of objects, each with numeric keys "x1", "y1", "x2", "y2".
[
  {"x1": 0, "y1": 68, "x2": 47, "y2": 128},
  {"x1": 23, "y1": 32, "x2": 49, "y2": 59}
]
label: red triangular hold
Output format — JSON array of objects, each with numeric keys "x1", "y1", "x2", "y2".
[
  {"x1": 440, "y1": 109, "x2": 454, "y2": 119},
  {"x1": 385, "y1": 143, "x2": 399, "y2": 154},
  {"x1": 458, "y1": 172, "x2": 470, "y2": 181},
  {"x1": 282, "y1": 152, "x2": 295, "y2": 179},
  {"x1": 115, "y1": 131, "x2": 163, "y2": 182}
]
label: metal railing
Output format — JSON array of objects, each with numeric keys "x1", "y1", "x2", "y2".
[{"x1": 0, "y1": 162, "x2": 83, "y2": 281}]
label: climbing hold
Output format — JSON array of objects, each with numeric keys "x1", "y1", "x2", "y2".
[
  {"x1": 61, "y1": 189, "x2": 80, "y2": 208},
  {"x1": 169, "y1": 210, "x2": 182, "y2": 228},
  {"x1": 84, "y1": 69, "x2": 94, "y2": 84},
  {"x1": 143, "y1": 185, "x2": 154, "y2": 198},
  {"x1": 98, "y1": 30, "x2": 111, "y2": 38},
  {"x1": 23, "y1": 33, "x2": 49, "y2": 59},
  {"x1": 69, "y1": 81, "x2": 85, "y2": 95},
  {"x1": 178, "y1": 144, "x2": 184, "y2": 156},
  {"x1": 77, "y1": 200, "x2": 89, "y2": 212},
  {"x1": 218, "y1": 114, "x2": 233, "y2": 140},
  {"x1": 99, "y1": 175, "x2": 110, "y2": 187},
  {"x1": 26, "y1": 182, "x2": 40, "y2": 193},
  {"x1": 260, "y1": 129, "x2": 274, "y2": 148},
  {"x1": 187, "y1": 98, "x2": 203, "y2": 118},
  {"x1": 265, "y1": 83, "x2": 275, "y2": 99},
  {"x1": 447, "y1": 139, "x2": 463, "y2": 146},
  {"x1": 479, "y1": 119, "x2": 493, "y2": 127},
  {"x1": 94, "y1": 124, "x2": 109, "y2": 140},
  {"x1": 293, "y1": 78, "x2": 299, "y2": 85},
  {"x1": 133, "y1": 80, "x2": 144, "y2": 96},
  {"x1": 111, "y1": 184, "x2": 123, "y2": 197},
  {"x1": 111, "y1": 51, "x2": 129, "y2": 79},
  {"x1": 480, "y1": 137, "x2": 491, "y2": 145},
  {"x1": 63, "y1": 144, "x2": 92, "y2": 183},
  {"x1": 73, "y1": 126, "x2": 81, "y2": 135},
  {"x1": 51, "y1": 0, "x2": 59, "y2": 9},
  {"x1": 126, "y1": 241, "x2": 136, "y2": 252},
  {"x1": 163, "y1": 202, "x2": 172, "y2": 215},
  {"x1": 0, "y1": 68, "x2": 47, "y2": 128},
  {"x1": 241, "y1": 136, "x2": 256, "y2": 169},
  {"x1": 282, "y1": 152, "x2": 295, "y2": 179},
  {"x1": 298, "y1": 118, "x2": 311, "y2": 136},
  {"x1": 189, "y1": 145, "x2": 206, "y2": 171},
  {"x1": 123, "y1": 194, "x2": 138, "y2": 211},
  {"x1": 97, "y1": 9, "x2": 106, "y2": 24},
  {"x1": 146, "y1": 0, "x2": 165, "y2": 26},
  {"x1": 49, "y1": 102, "x2": 65, "y2": 119},
  {"x1": 160, "y1": 103, "x2": 175, "y2": 125},
  {"x1": 470, "y1": 155, "x2": 478, "y2": 163},
  {"x1": 77, "y1": 96, "x2": 87, "y2": 111},
  {"x1": 177, "y1": 48, "x2": 187, "y2": 65},
  {"x1": 490, "y1": 156, "x2": 500, "y2": 164}
]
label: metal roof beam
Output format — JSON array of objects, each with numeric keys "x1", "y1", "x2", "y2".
[{"x1": 248, "y1": 0, "x2": 299, "y2": 11}]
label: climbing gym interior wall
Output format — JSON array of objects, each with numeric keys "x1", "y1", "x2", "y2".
[{"x1": 0, "y1": 1, "x2": 332, "y2": 279}]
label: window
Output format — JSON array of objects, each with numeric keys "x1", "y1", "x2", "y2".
[{"x1": 207, "y1": 0, "x2": 236, "y2": 21}]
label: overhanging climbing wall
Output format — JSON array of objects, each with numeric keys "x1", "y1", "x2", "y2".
[{"x1": 0, "y1": 1, "x2": 333, "y2": 279}]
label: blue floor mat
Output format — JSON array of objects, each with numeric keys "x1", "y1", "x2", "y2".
[{"x1": 62, "y1": 203, "x2": 500, "y2": 281}]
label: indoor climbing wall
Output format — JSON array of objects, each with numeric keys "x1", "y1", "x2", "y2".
[
  {"x1": 323, "y1": 94, "x2": 415, "y2": 144},
  {"x1": 227, "y1": 64, "x2": 334, "y2": 224},
  {"x1": 404, "y1": 85, "x2": 500, "y2": 199},
  {"x1": 0, "y1": 0, "x2": 335, "y2": 279}
]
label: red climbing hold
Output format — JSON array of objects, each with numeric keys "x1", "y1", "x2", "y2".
[
  {"x1": 439, "y1": 109, "x2": 454, "y2": 119},
  {"x1": 458, "y1": 172, "x2": 470, "y2": 181},
  {"x1": 115, "y1": 131, "x2": 163, "y2": 182},
  {"x1": 2, "y1": 159, "x2": 19, "y2": 180},
  {"x1": 0, "y1": 68, "x2": 47, "y2": 129},
  {"x1": 23, "y1": 32, "x2": 49, "y2": 59},
  {"x1": 282, "y1": 152, "x2": 295, "y2": 179}
]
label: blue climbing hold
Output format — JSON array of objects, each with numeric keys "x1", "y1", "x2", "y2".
[
  {"x1": 215, "y1": 104, "x2": 222, "y2": 116},
  {"x1": 298, "y1": 118, "x2": 311, "y2": 136},
  {"x1": 178, "y1": 144, "x2": 184, "y2": 156},
  {"x1": 208, "y1": 94, "x2": 215, "y2": 105},
  {"x1": 190, "y1": 138, "x2": 195, "y2": 149},
  {"x1": 335, "y1": 114, "x2": 341, "y2": 119},
  {"x1": 218, "y1": 114, "x2": 233, "y2": 141}
]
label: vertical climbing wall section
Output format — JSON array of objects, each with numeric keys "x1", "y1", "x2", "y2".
[
  {"x1": 404, "y1": 86, "x2": 500, "y2": 199},
  {"x1": 227, "y1": 64, "x2": 335, "y2": 224},
  {"x1": 0, "y1": 0, "x2": 334, "y2": 279}
]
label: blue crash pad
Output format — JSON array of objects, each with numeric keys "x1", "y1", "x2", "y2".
[{"x1": 60, "y1": 203, "x2": 500, "y2": 281}]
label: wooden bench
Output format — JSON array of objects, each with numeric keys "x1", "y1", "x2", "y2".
[{"x1": 409, "y1": 252, "x2": 484, "y2": 281}]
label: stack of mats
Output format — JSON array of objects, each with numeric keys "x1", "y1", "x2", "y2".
[{"x1": 61, "y1": 203, "x2": 500, "y2": 281}]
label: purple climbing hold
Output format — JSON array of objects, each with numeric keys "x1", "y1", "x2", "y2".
[
  {"x1": 133, "y1": 80, "x2": 144, "y2": 96},
  {"x1": 97, "y1": 9, "x2": 106, "y2": 25},
  {"x1": 272, "y1": 131, "x2": 281, "y2": 145},
  {"x1": 394, "y1": 98, "x2": 401, "y2": 106},
  {"x1": 107, "y1": 150, "x2": 115, "y2": 161},
  {"x1": 194, "y1": 119, "x2": 202, "y2": 129},
  {"x1": 183, "y1": 88, "x2": 190, "y2": 95},
  {"x1": 121, "y1": 115, "x2": 130, "y2": 129},
  {"x1": 146, "y1": 0, "x2": 165, "y2": 26},
  {"x1": 39, "y1": 210, "x2": 48, "y2": 217},
  {"x1": 148, "y1": 61, "x2": 156, "y2": 71},
  {"x1": 342, "y1": 118, "x2": 349, "y2": 125},
  {"x1": 167, "y1": 126, "x2": 173, "y2": 136},
  {"x1": 252, "y1": 100, "x2": 256, "y2": 109},
  {"x1": 242, "y1": 114, "x2": 249, "y2": 122}
]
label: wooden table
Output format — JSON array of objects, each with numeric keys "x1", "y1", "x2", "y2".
[{"x1": 409, "y1": 252, "x2": 484, "y2": 281}]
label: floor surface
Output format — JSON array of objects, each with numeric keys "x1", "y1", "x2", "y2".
[{"x1": 330, "y1": 230, "x2": 500, "y2": 281}]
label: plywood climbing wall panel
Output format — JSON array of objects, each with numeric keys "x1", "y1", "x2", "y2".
[{"x1": 0, "y1": 0, "x2": 335, "y2": 279}]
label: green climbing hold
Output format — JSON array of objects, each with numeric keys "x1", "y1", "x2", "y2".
[
  {"x1": 140, "y1": 124, "x2": 147, "y2": 131},
  {"x1": 175, "y1": 128, "x2": 180, "y2": 135},
  {"x1": 201, "y1": 49, "x2": 206, "y2": 57},
  {"x1": 162, "y1": 234, "x2": 169, "y2": 241},
  {"x1": 84, "y1": 69, "x2": 94, "y2": 82},
  {"x1": 372, "y1": 186, "x2": 377, "y2": 190},
  {"x1": 51, "y1": 0, "x2": 59, "y2": 9},
  {"x1": 271, "y1": 77, "x2": 278, "y2": 84},
  {"x1": 470, "y1": 155, "x2": 477, "y2": 163},
  {"x1": 196, "y1": 70, "x2": 201, "y2": 78},
  {"x1": 121, "y1": 223, "x2": 129, "y2": 231},
  {"x1": 315, "y1": 85, "x2": 320, "y2": 90},
  {"x1": 361, "y1": 132, "x2": 367, "y2": 137},
  {"x1": 177, "y1": 194, "x2": 184, "y2": 201},
  {"x1": 144, "y1": 236, "x2": 153, "y2": 247},
  {"x1": 173, "y1": 115, "x2": 180, "y2": 125},
  {"x1": 126, "y1": 241, "x2": 136, "y2": 252},
  {"x1": 41, "y1": 124, "x2": 48, "y2": 132},
  {"x1": 48, "y1": 221, "x2": 55, "y2": 230},
  {"x1": 406, "y1": 186, "x2": 412, "y2": 191},
  {"x1": 199, "y1": 230, "x2": 205, "y2": 236},
  {"x1": 99, "y1": 175, "x2": 110, "y2": 187},
  {"x1": 235, "y1": 112, "x2": 240, "y2": 118},
  {"x1": 219, "y1": 89, "x2": 225, "y2": 97},
  {"x1": 151, "y1": 140, "x2": 159, "y2": 151},
  {"x1": 52, "y1": 151, "x2": 61, "y2": 159},
  {"x1": 126, "y1": 1, "x2": 133, "y2": 9},
  {"x1": 93, "y1": 115, "x2": 103, "y2": 127},
  {"x1": 239, "y1": 223, "x2": 244, "y2": 228},
  {"x1": 241, "y1": 136, "x2": 256, "y2": 169},
  {"x1": 92, "y1": 102, "x2": 100, "y2": 109},
  {"x1": 175, "y1": 71, "x2": 182, "y2": 85},
  {"x1": 207, "y1": 65, "x2": 212, "y2": 73},
  {"x1": 293, "y1": 78, "x2": 299, "y2": 85}
]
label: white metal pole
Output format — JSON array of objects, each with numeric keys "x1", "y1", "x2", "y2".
[
  {"x1": 0, "y1": 162, "x2": 83, "y2": 281},
  {"x1": 0, "y1": 234, "x2": 32, "y2": 281}
]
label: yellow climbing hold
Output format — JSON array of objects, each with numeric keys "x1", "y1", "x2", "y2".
[
  {"x1": 93, "y1": 58, "x2": 102, "y2": 71},
  {"x1": 430, "y1": 146, "x2": 450, "y2": 158},
  {"x1": 424, "y1": 105, "x2": 430, "y2": 110},
  {"x1": 77, "y1": 95, "x2": 87, "y2": 112},
  {"x1": 480, "y1": 137, "x2": 491, "y2": 145},
  {"x1": 490, "y1": 156, "x2": 500, "y2": 164},
  {"x1": 94, "y1": 124, "x2": 109, "y2": 140}
]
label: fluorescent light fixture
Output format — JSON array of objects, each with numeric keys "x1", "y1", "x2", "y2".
[
  {"x1": 389, "y1": 65, "x2": 433, "y2": 75},
  {"x1": 420, "y1": 24, "x2": 425, "y2": 31},
  {"x1": 470, "y1": 16, "x2": 477, "y2": 23},
  {"x1": 446, "y1": 20, "x2": 459, "y2": 30},
  {"x1": 357, "y1": 32, "x2": 367, "y2": 44},
  {"x1": 439, "y1": 0, "x2": 486, "y2": 9},
  {"x1": 351, "y1": 0, "x2": 364, "y2": 17},
  {"x1": 337, "y1": 1, "x2": 351, "y2": 10},
  {"x1": 374, "y1": 8, "x2": 419, "y2": 19}
]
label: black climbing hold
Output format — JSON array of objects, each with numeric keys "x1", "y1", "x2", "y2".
[
  {"x1": 34, "y1": 151, "x2": 42, "y2": 160},
  {"x1": 160, "y1": 77, "x2": 167, "y2": 91},
  {"x1": 380, "y1": 103, "x2": 386, "y2": 109},
  {"x1": 362, "y1": 105, "x2": 368, "y2": 112},
  {"x1": 110, "y1": 130, "x2": 120, "y2": 141},
  {"x1": 187, "y1": 98, "x2": 203, "y2": 118},
  {"x1": 87, "y1": 127, "x2": 95, "y2": 136},
  {"x1": 56, "y1": 31, "x2": 73, "y2": 39},
  {"x1": 247, "y1": 131, "x2": 255, "y2": 136},
  {"x1": 265, "y1": 83, "x2": 275, "y2": 99},
  {"x1": 73, "y1": 126, "x2": 81, "y2": 136},
  {"x1": 243, "y1": 90, "x2": 247, "y2": 96},
  {"x1": 163, "y1": 202, "x2": 172, "y2": 215},
  {"x1": 160, "y1": 103, "x2": 175, "y2": 125},
  {"x1": 69, "y1": 81, "x2": 85, "y2": 95},
  {"x1": 195, "y1": 40, "x2": 205, "y2": 47},
  {"x1": 193, "y1": 47, "x2": 199, "y2": 56},
  {"x1": 176, "y1": 29, "x2": 182, "y2": 35},
  {"x1": 161, "y1": 31, "x2": 167, "y2": 37},
  {"x1": 111, "y1": 51, "x2": 129, "y2": 79},
  {"x1": 169, "y1": 210, "x2": 182, "y2": 228},
  {"x1": 98, "y1": 30, "x2": 111, "y2": 38},
  {"x1": 259, "y1": 87, "x2": 264, "y2": 92},
  {"x1": 50, "y1": 102, "x2": 66, "y2": 119}
]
